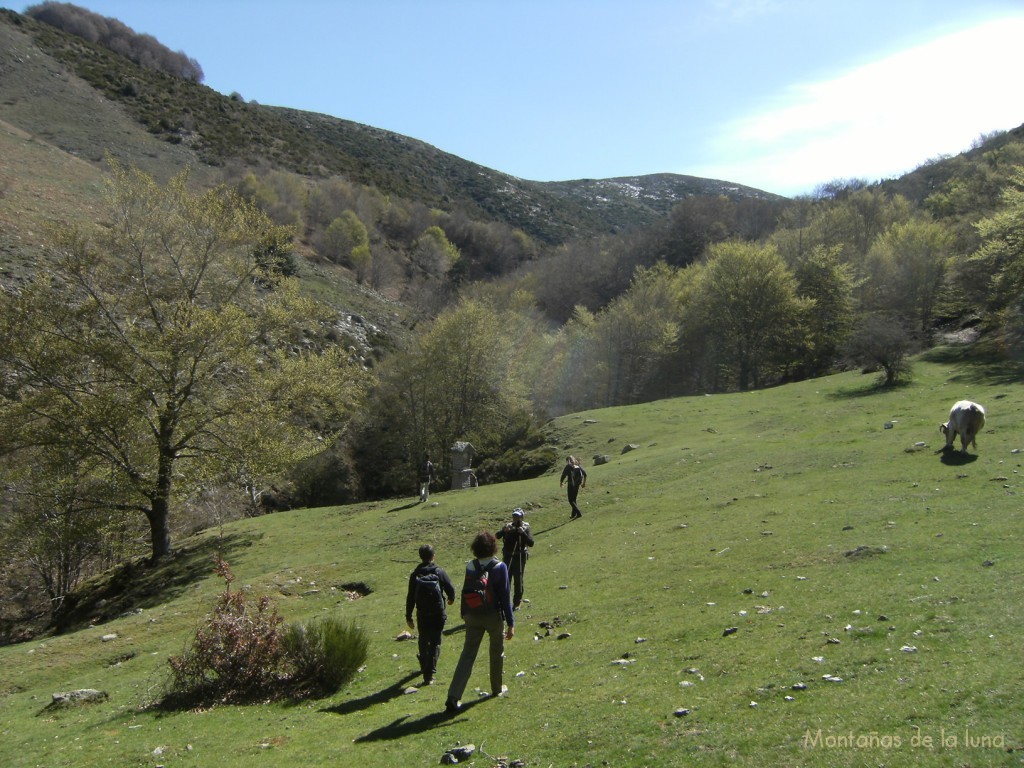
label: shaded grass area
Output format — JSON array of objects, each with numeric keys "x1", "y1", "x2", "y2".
[
  {"x1": 51, "y1": 532, "x2": 261, "y2": 635},
  {"x1": 1, "y1": 354, "x2": 1022, "y2": 767}
]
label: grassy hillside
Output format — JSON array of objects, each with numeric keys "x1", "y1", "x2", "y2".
[{"x1": 1, "y1": 349, "x2": 1020, "y2": 767}]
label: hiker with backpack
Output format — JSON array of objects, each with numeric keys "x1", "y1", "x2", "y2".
[
  {"x1": 496, "y1": 507, "x2": 534, "y2": 610},
  {"x1": 418, "y1": 452, "x2": 436, "y2": 503},
  {"x1": 405, "y1": 544, "x2": 456, "y2": 686},
  {"x1": 559, "y1": 455, "x2": 587, "y2": 519},
  {"x1": 444, "y1": 531, "x2": 514, "y2": 713}
]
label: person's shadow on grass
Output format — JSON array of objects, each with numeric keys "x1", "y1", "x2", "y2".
[
  {"x1": 535, "y1": 517, "x2": 573, "y2": 536},
  {"x1": 321, "y1": 672, "x2": 419, "y2": 716},
  {"x1": 388, "y1": 500, "x2": 422, "y2": 512},
  {"x1": 353, "y1": 696, "x2": 490, "y2": 742}
]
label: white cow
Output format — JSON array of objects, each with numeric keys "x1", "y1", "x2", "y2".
[{"x1": 940, "y1": 400, "x2": 986, "y2": 454}]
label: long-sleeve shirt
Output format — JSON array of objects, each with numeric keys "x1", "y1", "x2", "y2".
[
  {"x1": 496, "y1": 522, "x2": 534, "y2": 561},
  {"x1": 560, "y1": 463, "x2": 587, "y2": 489},
  {"x1": 465, "y1": 556, "x2": 514, "y2": 627},
  {"x1": 405, "y1": 562, "x2": 456, "y2": 621}
]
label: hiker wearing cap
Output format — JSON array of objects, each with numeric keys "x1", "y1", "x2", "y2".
[{"x1": 496, "y1": 508, "x2": 534, "y2": 610}]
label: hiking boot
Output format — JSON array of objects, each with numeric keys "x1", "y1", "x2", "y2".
[
  {"x1": 494, "y1": 685, "x2": 509, "y2": 698},
  {"x1": 444, "y1": 698, "x2": 460, "y2": 713}
]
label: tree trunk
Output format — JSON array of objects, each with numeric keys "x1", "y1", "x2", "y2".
[
  {"x1": 146, "y1": 500, "x2": 171, "y2": 562},
  {"x1": 148, "y1": 434, "x2": 176, "y2": 562}
]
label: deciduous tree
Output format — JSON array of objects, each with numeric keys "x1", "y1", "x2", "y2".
[
  {"x1": 0, "y1": 164, "x2": 365, "y2": 562},
  {"x1": 698, "y1": 241, "x2": 809, "y2": 390}
]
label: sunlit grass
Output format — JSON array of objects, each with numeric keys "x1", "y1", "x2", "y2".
[{"x1": 1, "y1": 352, "x2": 1021, "y2": 767}]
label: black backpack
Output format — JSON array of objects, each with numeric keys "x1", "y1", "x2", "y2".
[
  {"x1": 414, "y1": 570, "x2": 445, "y2": 616},
  {"x1": 461, "y1": 559, "x2": 497, "y2": 615},
  {"x1": 572, "y1": 464, "x2": 585, "y2": 486}
]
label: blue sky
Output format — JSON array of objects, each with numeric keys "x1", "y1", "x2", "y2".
[{"x1": 5, "y1": 0, "x2": 1024, "y2": 197}]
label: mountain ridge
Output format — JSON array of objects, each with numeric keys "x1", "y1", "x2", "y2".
[{"x1": 0, "y1": 7, "x2": 781, "y2": 246}]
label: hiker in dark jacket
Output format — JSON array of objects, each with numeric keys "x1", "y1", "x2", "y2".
[
  {"x1": 418, "y1": 452, "x2": 436, "y2": 502},
  {"x1": 405, "y1": 544, "x2": 456, "y2": 685},
  {"x1": 559, "y1": 455, "x2": 587, "y2": 519},
  {"x1": 496, "y1": 507, "x2": 534, "y2": 610}
]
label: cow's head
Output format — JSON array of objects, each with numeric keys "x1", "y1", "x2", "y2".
[{"x1": 939, "y1": 422, "x2": 950, "y2": 435}]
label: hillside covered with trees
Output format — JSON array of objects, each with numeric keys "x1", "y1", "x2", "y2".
[{"x1": 1, "y1": 3, "x2": 1023, "y2": 636}]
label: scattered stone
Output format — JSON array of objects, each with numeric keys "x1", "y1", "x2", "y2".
[
  {"x1": 900, "y1": 645, "x2": 918, "y2": 653},
  {"x1": 395, "y1": 631, "x2": 414, "y2": 641},
  {"x1": 723, "y1": 627, "x2": 739, "y2": 637},
  {"x1": 674, "y1": 708, "x2": 691, "y2": 717},
  {"x1": 792, "y1": 683, "x2": 808, "y2": 691},
  {"x1": 593, "y1": 454, "x2": 610, "y2": 465},
  {"x1": 822, "y1": 675, "x2": 843, "y2": 682},
  {"x1": 878, "y1": 615, "x2": 889, "y2": 621},
  {"x1": 982, "y1": 560, "x2": 996, "y2": 567},
  {"x1": 49, "y1": 689, "x2": 108, "y2": 708},
  {"x1": 742, "y1": 588, "x2": 753, "y2": 594},
  {"x1": 749, "y1": 701, "x2": 758, "y2": 708},
  {"x1": 610, "y1": 658, "x2": 636, "y2": 665},
  {"x1": 404, "y1": 686, "x2": 418, "y2": 695},
  {"x1": 784, "y1": 695, "x2": 795, "y2": 701},
  {"x1": 621, "y1": 443, "x2": 640, "y2": 454},
  {"x1": 100, "y1": 634, "x2": 118, "y2": 643},
  {"x1": 842, "y1": 525, "x2": 854, "y2": 531},
  {"x1": 635, "y1": 637, "x2": 647, "y2": 644},
  {"x1": 827, "y1": 637, "x2": 841, "y2": 645},
  {"x1": 440, "y1": 744, "x2": 476, "y2": 764},
  {"x1": 557, "y1": 632, "x2": 572, "y2": 640}
]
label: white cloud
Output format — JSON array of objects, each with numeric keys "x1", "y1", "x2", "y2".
[{"x1": 696, "y1": 16, "x2": 1024, "y2": 195}]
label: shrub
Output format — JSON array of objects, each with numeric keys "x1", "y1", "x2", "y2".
[
  {"x1": 166, "y1": 559, "x2": 288, "y2": 704},
  {"x1": 283, "y1": 615, "x2": 369, "y2": 696}
]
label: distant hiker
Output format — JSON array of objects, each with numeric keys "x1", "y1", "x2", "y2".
[
  {"x1": 405, "y1": 544, "x2": 456, "y2": 686},
  {"x1": 559, "y1": 455, "x2": 587, "y2": 519},
  {"x1": 418, "y1": 452, "x2": 436, "y2": 502},
  {"x1": 445, "y1": 531, "x2": 514, "y2": 713},
  {"x1": 496, "y1": 508, "x2": 534, "y2": 610}
]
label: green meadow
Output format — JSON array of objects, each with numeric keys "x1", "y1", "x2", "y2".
[{"x1": 1, "y1": 349, "x2": 1021, "y2": 767}]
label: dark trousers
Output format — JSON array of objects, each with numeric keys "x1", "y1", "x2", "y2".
[
  {"x1": 417, "y1": 613, "x2": 446, "y2": 681},
  {"x1": 504, "y1": 554, "x2": 527, "y2": 608},
  {"x1": 567, "y1": 484, "x2": 582, "y2": 517}
]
